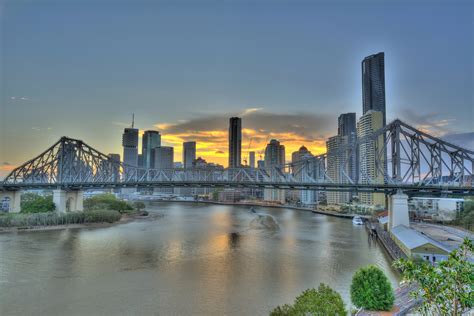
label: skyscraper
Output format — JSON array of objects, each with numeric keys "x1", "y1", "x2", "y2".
[
  {"x1": 249, "y1": 151, "x2": 255, "y2": 168},
  {"x1": 122, "y1": 127, "x2": 139, "y2": 169},
  {"x1": 362, "y1": 52, "x2": 386, "y2": 126},
  {"x1": 338, "y1": 113, "x2": 356, "y2": 137},
  {"x1": 357, "y1": 110, "x2": 385, "y2": 206},
  {"x1": 142, "y1": 130, "x2": 161, "y2": 169},
  {"x1": 108, "y1": 153, "x2": 121, "y2": 182},
  {"x1": 228, "y1": 117, "x2": 242, "y2": 168},
  {"x1": 264, "y1": 139, "x2": 285, "y2": 203},
  {"x1": 338, "y1": 112, "x2": 358, "y2": 183},
  {"x1": 183, "y1": 141, "x2": 196, "y2": 168},
  {"x1": 154, "y1": 146, "x2": 174, "y2": 169},
  {"x1": 326, "y1": 135, "x2": 351, "y2": 205}
]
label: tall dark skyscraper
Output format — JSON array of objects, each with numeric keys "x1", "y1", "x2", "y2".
[
  {"x1": 228, "y1": 117, "x2": 242, "y2": 168},
  {"x1": 142, "y1": 130, "x2": 161, "y2": 169},
  {"x1": 362, "y1": 52, "x2": 386, "y2": 126},
  {"x1": 183, "y1": 141, "x2": 196, "y2": 168},
  {"x1": 338, "y1": 113, "x2": 356, "y2": 137}
]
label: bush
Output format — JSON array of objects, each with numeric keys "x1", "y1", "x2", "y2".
[
  {"x1": 84, "y1": 210, "x2": 121, "y2": 223},
  {"x1": 20, "y1": 193, "x2": 55, "y2": 213},
  {"x1": 83, "y1": 193, "x2": 134, "y2": 213},
  {"x1": 270, "y1": 284, "x2": 346, "y2": 316},
  {"x1": 133, "y1": 201, "x2": 146, "y2": 212},
  {"x1": 0, "y1": 210, "x2": 121, "y2": 227},
  {"x1": 350, "y1": 265, "x2": 394, "y2": 311}
]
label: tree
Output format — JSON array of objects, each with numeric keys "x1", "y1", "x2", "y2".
[
  {"x1": 83, "y1": 193, "x2": 133, "y2": 213},
  {"x1": 394, "y1": 238, "x2": 474, "y2": 315},
  {"x1": 133, "y1": 201, "x2": 146, "y2": 212},
  {"x1": 20, "y1": 193, "x2": 55, "y2": 213},
  {"x1": 350, "y1": 265, "x2": 395, "y2": 311},
  {"x1": 270, "y1": 283, "x2": 346, "y2": 316}
]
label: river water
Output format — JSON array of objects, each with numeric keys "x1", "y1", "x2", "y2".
[{"x1": 0, "y1": 202, "x2": 399, "y2": 315}]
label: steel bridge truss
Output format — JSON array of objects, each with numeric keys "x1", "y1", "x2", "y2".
[{"x1": 2, "y1": 120, "x2": 473, "y2": 194}]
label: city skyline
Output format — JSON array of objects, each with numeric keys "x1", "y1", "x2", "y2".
[{"x1": 1, "y1": 0, "x2": 473, "y2": 178}]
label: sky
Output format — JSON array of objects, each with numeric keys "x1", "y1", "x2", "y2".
[{"x1": 1, "y1": 0, "x2": 473, "y2": 178}]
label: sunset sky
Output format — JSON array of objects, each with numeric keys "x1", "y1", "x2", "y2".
[{"x1": 1, "y1": 0, "x2": 473, "y2": 178}]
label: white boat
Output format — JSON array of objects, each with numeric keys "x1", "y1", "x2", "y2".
[{"x1": 352, "y1": 216, "x2": 364, "y2": 225}]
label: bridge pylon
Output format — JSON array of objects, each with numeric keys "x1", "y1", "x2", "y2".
[
  {"x1": 53, "y1": 189, "x2": 84, "y2": 213},
  {"x1": 0, "y1": 191, "x2": 21, "y2": 213},
  {"x1": 387, "y1": 190, "x2": 410, "y2": 231}
]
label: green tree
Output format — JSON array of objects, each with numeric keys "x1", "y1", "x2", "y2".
[
  {"x1": 350, "y1": 265, "x2": 395, "y2": 311},
  {"x1": 270, "y1": 283, "x2": 346, "y2": 316},
  {"x1": 20, "y1": 193, "x2": 55, "y2": 213},
  {"x1": 133, "y1": 201, "x2": 146, "y2": 212},
  {"x1": 83, "y1": 193, "x2": 133, "y2": 213},
  {"x1": 394, "y1": 238, "x2": 474, "y2": 315}
]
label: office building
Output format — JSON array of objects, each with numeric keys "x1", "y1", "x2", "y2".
[
  {"x1": 142, "y1": 130, "x2": 161, "y2": 169},
  {"x1": 338, "y1": 112, "x2": 358, "y2": 184},
  {"x1": 326, "y1": 135, "x2": 351, "y2": 204},
  {"x1": 362, "y1": 52, "x2": 386, "y2": 126},
  {"x1": 249, "y1": 151, "x2": 255, "y2": 168},
  {"x1": 291, "y1": 146, "x2": 317, "y2": 205},
  {"x1": 357, "y1": 110, "x2": 385, "y2": 206},
  {"x1": 108, "y1": 153, "x2": 121, "y2": 182},
  {"x1": 264, "y1": 139, "x2": 285, "y2": 203},
  {"x1": 122, "y1": 127, "x2": 139, "y2": 169},
  {"x1": 183, "y1": 142, "x2": 196, "y2": 168},
  {"x1": 154, "y1": 146, "x2": 174, "y2": 169},
  {"x1": 228, "y1": 117, "x2": 242, "y2": 168}
]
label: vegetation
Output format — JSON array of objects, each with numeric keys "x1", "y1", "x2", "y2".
[
  {"x1": 350, "y1": 265, "x2": 395, "y2": 311},
  {"x1": 451, "y1": 199, "x2": 474, "y2": 231},
  {"x1": 269, "y1": 284, "x2": 346, "y2": 316},
  {"x1": 20, "y1": 193, "x2": 55, "y2": 213},
  {"x1": 394, "y1": 238, "x2": 474, "y2": 315},
  {"x1": 83, "y1": 193, "x2": 134, "y2": 213},
  {"x1": 133, "y1": 201, "x2": 146, "y2": 212},
  {"x1": 0, "y1": 209, "x2": 121, "y2": 227}
]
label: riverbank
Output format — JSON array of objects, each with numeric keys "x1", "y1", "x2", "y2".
[
  {"x1": 0, "y1": 212, "x2": 156, "y2": 234},
  {"x1": 140, "y1": 198, "x2": 372, "y2": 220}
]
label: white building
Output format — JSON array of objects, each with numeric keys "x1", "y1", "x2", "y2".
[{"x1": 409, "y1": 197, "x2": 464, "y2": 221}]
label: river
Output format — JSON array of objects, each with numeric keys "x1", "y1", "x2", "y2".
[{"x1": 0, "y1": 202, "x2": 399, "y2": 315}]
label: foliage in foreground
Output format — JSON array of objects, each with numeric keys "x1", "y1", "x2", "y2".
[
  {"x1": 350, "y1": 265, "x2": 394, "y2": 311},
  {"x1": 20, "y1": 193, "x2": 55, "y2": 213},
  {"x1": 394, "y1": 238, "x2": 474, "y2": 315},
  {"x1": 0, "y1": 209, "x2": 121, "y2": 227},
  {"x1": 83, "y1": 193, "x2": 134, "y2": 213},
  {"x1": 270, "y1": 283, "x2": 346, "y2": 316},
  {"x1": 452, "y1": 199, "x2": 474, "y2": 231}
]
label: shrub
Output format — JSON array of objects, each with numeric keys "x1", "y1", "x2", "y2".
[
  {"x1": 84, "y1": 210, "x2": 121, "y2": 223},
  {"x1": 0, "y1": 210, "x2": 121, "y2": 227},
  {"x1": 133, "y1": 201, "x2": 146, "y2": 212},
  {"x1": 83, "y1": 193, "x2": 134, "y2": 213},
  {"x1": 270, "y1": 283, "x2": 346, "y2": 316},
  {"x1": 350, "y1": 265, "x2": 394, "y2": 311},
  {"x1": 394, "y1": 238, "x2": 474, "y2": 315},
  {"x1": 20, "y1": 193, "x2": 55, "y2": 213}
]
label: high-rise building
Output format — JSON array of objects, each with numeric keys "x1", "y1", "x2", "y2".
[
  {"x1": 357, "y1": 110, "x2": 385, "y2": 206},
  {"x1": 362, "y1": 52, "x2": 386, "y2": 126},
  {"x1": 108, "y1": 153, "x2": 121, "y2": 182},
  {"x1": 183, "y1": 142, "x2": 196, "y2": 169},
  {"x1": 154, "y1": 146, "x2": 174, "y2": 169},
  {"x1": 326, "y1": 135, "x2": 351, "y2": 205},
  {"x1": 249, "y1": 151, "x2": 255, "y2": 168},
  {"x1": 291, "y1": 146, "x2": 317, "y2": 205},
  {"x1": 142, "y1": 130, "x2": 161, "y2": 169},
  {"x1": 264, "y1": 139, "x2": 285, "y2": 203},
  {"x1": 228, "y1": 117, "x2": 242, "y2": 168},
  {"x1": 122, "y1": 127, "x2": 139, "y2": 169},
  {"x1": 338, "y1": 112, "x2": 358, "y2": 183},
  {"x1": 338, "y1": 113, "x2": 356, "y2": 137}
]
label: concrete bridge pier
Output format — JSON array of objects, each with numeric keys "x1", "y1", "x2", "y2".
[
  {"x1": 0, "y1": 191, "x2": 22, "y2": 213},
  {"x1": 53, "y1": 189, "x2": 84, "y2": 213},
  {"x1": 388, "y1": 190, "x2": 410, "y2": 231}
]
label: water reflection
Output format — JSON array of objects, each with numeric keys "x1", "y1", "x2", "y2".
[{"x1": 0, "y1": 202, "x2": 399, "y2": 315}]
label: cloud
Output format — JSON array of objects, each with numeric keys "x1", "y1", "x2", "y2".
[
  {"x1": 9, "y1": 96, "x2": 30, "y2": 101},
  {"x1": 153, "y1": 109, "x2": 336, "y2": 166},
  {"x1": 442, "y1": 132, "x2": 474, "y2": 151},
  {"x1": 398, "y1": 108, "x2": 456, "y2": 136}
]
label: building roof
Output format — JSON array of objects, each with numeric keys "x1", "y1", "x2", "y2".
[{"x1": 391, "y1": 225, "x2": 451, "y2": 253}]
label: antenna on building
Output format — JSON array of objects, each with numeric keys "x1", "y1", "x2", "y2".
[{"x1": 131, "y1": 113, "x2": 135, "y2": 128}]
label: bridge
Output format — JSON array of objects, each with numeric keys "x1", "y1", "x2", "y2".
[{"x1": 1, "y1": 119, "x2": 473, "y2": 229}]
